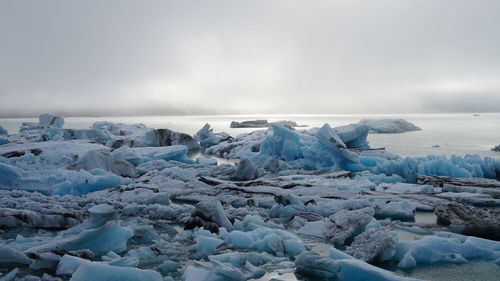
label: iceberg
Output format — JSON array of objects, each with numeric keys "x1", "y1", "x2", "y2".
[
  {"x1": 359, "y1": 119, "x2": 421, "y2": 134},
  {"x1": 247, "y1": 124, "x2": 364, "y2": 172},
  {"x1": 194, "y1": 123, "x2": 232, "y2": 149}
]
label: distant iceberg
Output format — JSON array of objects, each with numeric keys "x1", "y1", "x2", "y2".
[{"x1": 359, "y1": 118, "x2": 421, "y2": 134}]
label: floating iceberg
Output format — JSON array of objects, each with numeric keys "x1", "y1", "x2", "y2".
[{"x1": 359, "y1": 119, "x2": 421, "y2": 134}]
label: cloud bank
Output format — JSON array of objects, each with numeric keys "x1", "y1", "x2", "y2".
[{"x1": 1, "y1": 0, "x2": 499, "y2": 117}]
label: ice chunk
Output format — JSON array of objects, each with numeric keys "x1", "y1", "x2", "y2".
[
  {"x1": 434, "y1": 202, "x2": 500, "y2": 240},
  {"x1": 135, "y1": 128, "x2": 200, "y2": 150},
  {"x1": 0, "y1": 143, "x2": 128, "y2": 195},
  {"x1": 492, "y1": 144, "x2": 500, "y2": 152},
  {"x1": 221, "y1": 216, "x2": 305, "y2": 257},
  {"x1": 67, "y1": 150, "x2": 138, "y2": 178},
  {"x1": 62, "y1": 128, "x2": 113, "y2": 142},
  {"x1": 374, "y1": 154, "x2": 500, "y2": 182},
  {"x1": 232, "y1": 158, "x2": 263, "y2": 180},
  {"x1": 70, "y1": 262, "x2": 163, "y2": 281},
  {"x1": 230, "y1": 120, "x2": 269, "y2": 128},
  {"x1": 112, "y1": 145, "x2": 193, "y2": 166},
  {"x1": 0, "y1": 268, "x2": 19, "y2": 281},
  {"x1": 38, "y1": 113, "x2": 64, "y2": 128},
  {"x1": 25, "y1": 222, "x2": 134, "y2": 254},
  {"x1": 296, "y1": 251, "x2": 421, "y2": 281},
  {"x1": 158, "y1": 260, "x2": 180, "y2": 274},
  {"x1": 185, "y1": 200, "x2": 234, "y2": 232},
  {"x1": 183, "y1": 260, "x2": 264, "y2": 281},
  {"x1": 248, "y1": 124, "x2": 364, "y2": 172},
  {"x1": 0, "y1": 125, "x2": 7, "y2": 136},
  {"x1": 195, "y1": 235, "x2": 225, "y2": 255},
  {"x1": 52, "y1": 169, "x2": 131, "y2": 196},
  {"x1": 196, "y1": 156, "x2": 218, "y2": 165},
  {"x1": 333, "y1": 123, "x2": 370, "y2": 149},
  {"x1": 322, "y1": 207, "x2": 378, "y2": 245},
  {"x1": 56, "y1": 255, "x2": 89, "y2": 276},
  {"x1": 194, "y1": 123, "x2": 232, "y2": 149},
  {"x1": 208, "y1": 252, "x2": 286, "y2": 267},
  {"x1": 345, "y1": 228, "x2": 398, "y2": 262},
  {"x1": 0, "y1": 136, "x2": 9, "y2": 145},
  {"x1": 376, "y1": 182, "x2": 440, "y2": 194},
  {"x1": 0, "y1": 208, "x2": 79, "y2": 229},
  {"x1": 395, "y1": 232, "x2": 500, "y2": 268},
  {"x1": 0, "y1": 245, "x2": 31, "y2": 265},
  {"x1": 359, "y1": 119, "x2": 421, "y2": 134}
]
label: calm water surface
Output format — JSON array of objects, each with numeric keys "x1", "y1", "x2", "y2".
[{"x1": 1, "y1": 113, "x2": 499, "y2": 158}]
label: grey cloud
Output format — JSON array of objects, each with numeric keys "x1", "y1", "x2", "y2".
[{"x1": 1, "y1": 0, "x2": 499, "y2": 117}]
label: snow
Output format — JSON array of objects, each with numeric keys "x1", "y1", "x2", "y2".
[{"x1": 359, "y1": 118, "x2": 421, "y2": 134}]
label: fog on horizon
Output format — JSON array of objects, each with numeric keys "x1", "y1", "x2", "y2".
[{"x1": 1, "y1": 0, "x2": 500, "y2": 118}]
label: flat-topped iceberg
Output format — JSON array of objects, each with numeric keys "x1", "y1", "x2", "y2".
[{"x1": 359, "y1": 118, "x2": 421, "y2": 134}]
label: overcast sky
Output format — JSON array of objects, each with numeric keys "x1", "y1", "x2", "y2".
[{"x1": 1, "y1": 0, "x2": 500, "y2": 117}]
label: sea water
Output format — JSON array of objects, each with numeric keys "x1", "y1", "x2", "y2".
[{"x1": 1, "y1": 113, "x2": 499, "y2": 158}]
